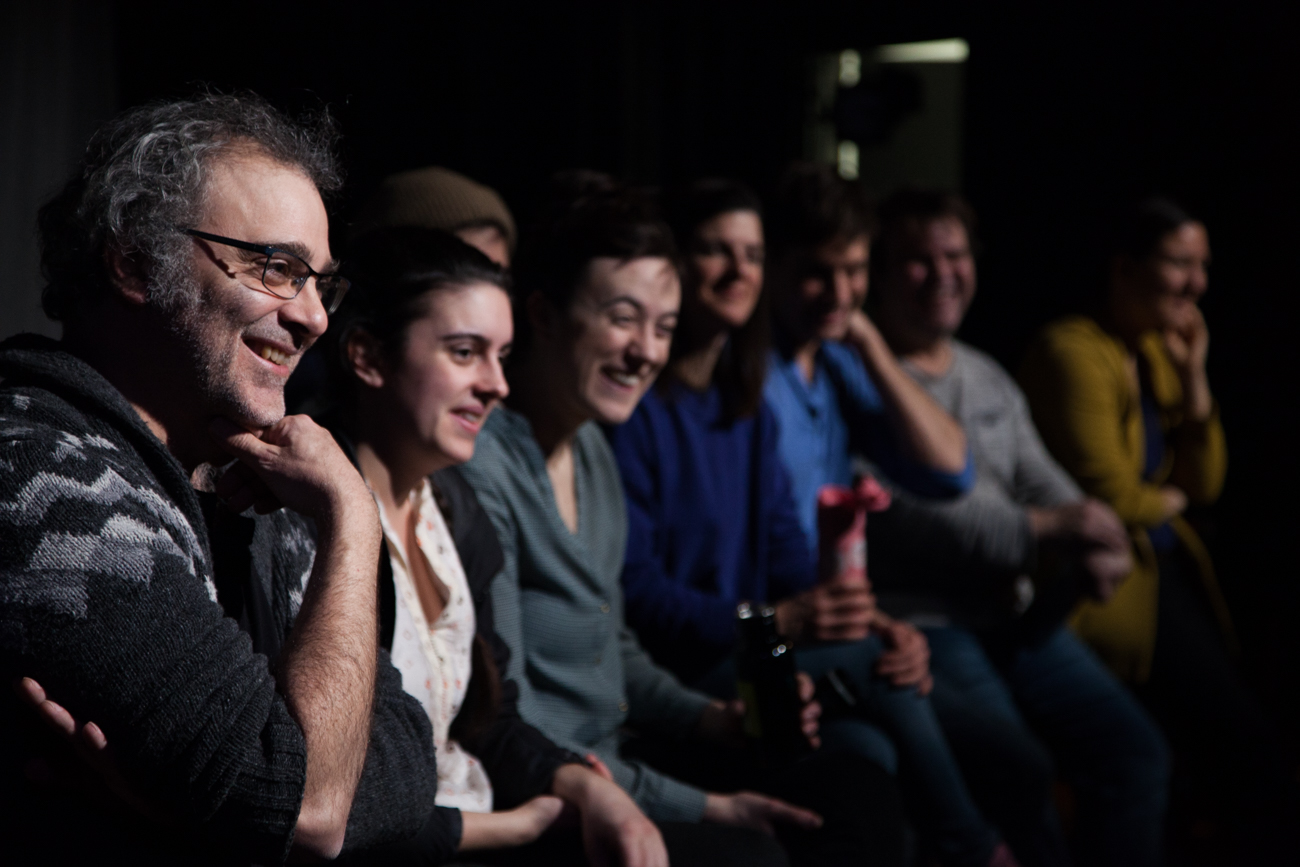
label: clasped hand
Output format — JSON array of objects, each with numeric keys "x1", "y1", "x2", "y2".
[
  {"x1": 1030, "y1": 498, "x2": 1133, "y2": 603},
  {"x1": 773, "y1": 578, "x2": 933, "y2": 694}
]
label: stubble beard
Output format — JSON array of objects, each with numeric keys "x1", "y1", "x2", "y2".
[{"x1": 156, "y1": 268, "x2": 286, "y2": 434}]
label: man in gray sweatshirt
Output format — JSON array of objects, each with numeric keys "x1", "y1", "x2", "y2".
[{"x1": 865, "y1": 189, "x2": 1169, "y2": 867}]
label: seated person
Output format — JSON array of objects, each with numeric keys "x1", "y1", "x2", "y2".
[
  {"x1": 0, "y1": 94, "x2": 436, "y2": 864},
  {"x1": 326, "y1": 226, "x2": 774, "y2": 866},
  {"x1": 761, "y1": 164, "x2": 973, "y2": 544},
  {"x1": 463, "y1": 172, "x2": 906, "y2": 867},
  {"x1": 608, "y1": 175, "x2": 1017, "y2": 867},
  {"x1": 1020, "y1": 196, "x2": 1296, "y2": 861},
  {"x1": 865, "y1": 188, "x2": 1169, "y2": 867}
]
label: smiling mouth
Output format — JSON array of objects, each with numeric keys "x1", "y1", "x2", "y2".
[
  {"x1": 452, "y1": 407, "x2": 486, "y2": 428},
  {"x1": 604, "y1": 368, "x2": 646, "y2": 389},
  {"x1": 257, "y1": 345, "x2": 291, "y2": 366},
  {"x1": 244, "y1": 336, "x2": 296, "y2": 370}
]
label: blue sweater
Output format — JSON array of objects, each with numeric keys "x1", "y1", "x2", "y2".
[{"x1": 608, "y1": 383, "x2": 816, "y2": 682}]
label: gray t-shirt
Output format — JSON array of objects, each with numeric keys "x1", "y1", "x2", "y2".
[{"x1": 868, "y1": 341, "x2": 1081, "y2": 625}]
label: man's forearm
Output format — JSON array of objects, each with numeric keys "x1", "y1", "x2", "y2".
[
  {"x1": 852, "y1": 325, "x2": 967, "y2": 473},
  {"x1": 278, "y1": 503, "x2": 382, "y2": 858}
]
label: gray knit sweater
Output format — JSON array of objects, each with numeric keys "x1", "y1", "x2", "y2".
[
  {"x1": 869, "y1": 341, "x2": 1082, "y2": 625},
  {"x1": 0, "y1": 334, "x2": 437, "y2": 865}
]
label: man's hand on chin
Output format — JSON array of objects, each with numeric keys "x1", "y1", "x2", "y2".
[{"x1": 209, "y1": 414, "x2": 374, "y2": 525}]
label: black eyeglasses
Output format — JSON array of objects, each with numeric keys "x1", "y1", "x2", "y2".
[{"x1": 181, "y1": 228, "x2": 351, "y2": 314}]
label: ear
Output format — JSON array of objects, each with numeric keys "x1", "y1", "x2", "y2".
[
  {"x1": 345, "y1": 328, "x2": 388, "y2": 389},
  {"x1": 104, "y1": 247, "x2": 149, "y2": 306}
]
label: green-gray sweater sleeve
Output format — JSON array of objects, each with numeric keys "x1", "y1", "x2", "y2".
[
  {"x1": 618, "y1": 624, "x2": 712, "y2": 739},
  {"x1": 600, "y1": 747, "x2": 708, "y2": 823}
]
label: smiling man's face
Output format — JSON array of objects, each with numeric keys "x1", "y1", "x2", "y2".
[
  {"x1": 877, "y1": 216, "x2": 976, "y2": 346},
  {"x1": 170, "y1": 150, "x2": 332, "y2": 431}
]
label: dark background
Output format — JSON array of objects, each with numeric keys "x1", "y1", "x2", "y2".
[{"x1": 4, "y1": 2, "x2": 1297, "y2": 726}]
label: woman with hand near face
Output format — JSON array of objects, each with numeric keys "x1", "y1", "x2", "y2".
[{"x1": 1021, "y1": 198, "x2": 1296, "y2": 860}]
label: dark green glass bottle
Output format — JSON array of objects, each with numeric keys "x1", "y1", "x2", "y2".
[{"x1": 735, "y1": 602, "x2": 808, "y2": 764}]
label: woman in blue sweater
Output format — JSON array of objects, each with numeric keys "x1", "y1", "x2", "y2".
[{"x1": 608, "y1": 179, "x2": 1017, "y2": 867}]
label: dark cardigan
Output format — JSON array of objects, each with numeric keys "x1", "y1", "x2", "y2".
[
  {"x1": 0, "y1": 334, "x2": 438, "y2": 865},
  {"x1": 328, "y1": 428, "x2": 584, "y2": 863}
]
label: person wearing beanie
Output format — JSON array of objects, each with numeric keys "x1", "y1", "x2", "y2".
[
  {"x1": 354, "y1": 166, "x2": 516, "y2": 266},
  {"x1": 285, "y1": 167, "x2": 518, "y2": 417}
]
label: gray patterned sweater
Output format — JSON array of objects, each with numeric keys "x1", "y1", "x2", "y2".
[{"x1": 0, "y1": 334, "x2": 437, "y2": 865}]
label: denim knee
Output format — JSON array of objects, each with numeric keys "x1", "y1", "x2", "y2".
[
  {"x1": 1124, "y1": 717, "x2": 1170, "y2": 802},
  {"x1": 819, "y1": 716, "x2": 900, "y2": 774}
]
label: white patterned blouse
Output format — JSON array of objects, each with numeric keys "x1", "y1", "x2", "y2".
[{"x1": 375, "y1": 479, "x2": 493, "y2": 813}]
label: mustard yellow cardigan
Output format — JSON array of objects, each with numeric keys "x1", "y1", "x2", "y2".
[{"x1": 1019, "y1": 315, "x2": 1233, "y2": 683}]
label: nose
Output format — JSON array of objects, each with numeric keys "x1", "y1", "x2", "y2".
[
  {"x1": 725, "y1": 245, "x2": 743, "y2": 275},
  {"x1": 1189, "y1": 262, "x2": 1209, "y2": 296},
  {"x1": 930, "y1": 253, "x2": 954, "y2": 287},
  {"x1": 629, "y1": 319, "x2": 669, "y2": 370},
  {"x1": 477, "y1": 354, "x2": 510, "y2": 402},
  {"x1": 280, "y1": 277, "x2": 330, "y2": 341},
  {"x1": 833, "y1": 268, "x2": 855, "y2": 309}
]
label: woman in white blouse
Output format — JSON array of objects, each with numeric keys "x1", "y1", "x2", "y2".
[{"x1": 328, "y1": 227, "x2": 681, "y2": 866}]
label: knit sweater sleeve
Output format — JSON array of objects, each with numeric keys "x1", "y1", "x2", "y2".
[
  {"x1": 1140, "y1": 335, "x2": 1228, "y2": 506},
  {"x1": 0, "y1": 434, "x2": 305, "y2": 865},
  {"x1": 344, "y1": 648, "x2": 442, "y2": 850},
  {"x1": 758, "y1": 402, "x2": 820, "y2": 602},
  {"x1": 1007, "y1": 381, "x2": 1085, "y2": 509},
  {"x1": 870, "y1": 479, "x2": 1039, "y2": 579},
  {"x1": 253, "y1": 504, "x2": 439, "y2": 854}
]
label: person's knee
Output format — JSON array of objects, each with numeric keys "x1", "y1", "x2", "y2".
[
  {"x1": 818, "y1": 717, "x2": 899, "y2": 774},
  {"x1": 774, "y1": 752, "x2": 906, "y2": 867},
  {"x1": 1094, "y1": 710, "x2": 1171, "y2": 809},
  {"x1": 1130, "y1": 719, "x2": 1172, "y2": 796},
  {"x1": 1003, "y1": 733, "x2": 1057, "y2": 800},
  {"x1": 712, "y1": 827, "x2": 790, "y2": 867}
]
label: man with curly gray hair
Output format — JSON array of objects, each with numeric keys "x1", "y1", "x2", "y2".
[{"x1": 0, "y1": 92, "x2": 439, "y2": 864}]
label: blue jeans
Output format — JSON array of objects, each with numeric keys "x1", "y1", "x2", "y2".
[
  {"x1": 699, "y1": 635, "x2": 1000, "y2": 867},
  {"x1": 926, "y1": 625, "x2": 1169, "y2": 867}
]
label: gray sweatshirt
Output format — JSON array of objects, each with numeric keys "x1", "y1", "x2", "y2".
[{"x1": 868, "y1": 341, "x2": 1081, "y2": 626}]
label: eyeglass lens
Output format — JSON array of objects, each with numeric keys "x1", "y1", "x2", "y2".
[{"x1": 258, "y1": 251, "x2": 350, "y2": 313}]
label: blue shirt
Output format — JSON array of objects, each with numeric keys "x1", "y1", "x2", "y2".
[
  {"x1": 608, "y1": 384, "x2": 816, "y2": 683},
  {"x1": 763, "y1": 341, "x2": 975, "y2": 544}
]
